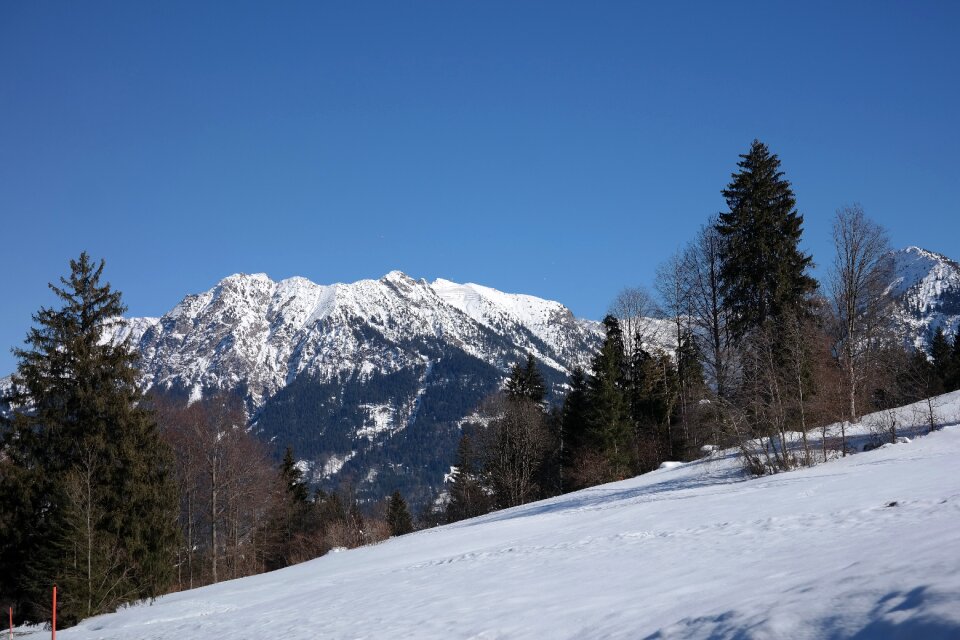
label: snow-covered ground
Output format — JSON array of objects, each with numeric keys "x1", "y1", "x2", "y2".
[{"x1": 25, "y1": 393, "x2": 960, "y2": 639}]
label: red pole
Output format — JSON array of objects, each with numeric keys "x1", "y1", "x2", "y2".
[
  {"x1": 8, "y1": 606, "x2": 12, "y2": 640},
  {"x1": 51, "y1": 585, "x2": 56, "y2": 640}
]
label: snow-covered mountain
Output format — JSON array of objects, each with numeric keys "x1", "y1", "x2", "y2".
[
  {"x1": 103, "y1": 271, "x2": 659, "y2": 503},
  {"x1": 24, "y1": 392, "x2": 960, "y2": 640},
  {"x1": 889, "y1": 246, "x2": 960, "y2": 350},
  {"x1": 119, "y1": 271, "x2": 604, "y2": 409}
]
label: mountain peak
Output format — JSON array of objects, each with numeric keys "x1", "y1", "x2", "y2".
[
  {"x1": 220, "y1": 272, "x2": 274, "y2": 284},
  {"x1": 889, "y1": 246, "x2": 960, "y2": 349},
  {"x1": 381, "y1": 270, "x2": 417, "y2": 284}
]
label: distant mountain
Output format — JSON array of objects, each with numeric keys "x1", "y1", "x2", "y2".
[
  {"x1": 889, "y1": 246, "x2": 960, "y2": 350},
  {"x1": 95, "y1": 271, "x2": 668, "y2": 505}
]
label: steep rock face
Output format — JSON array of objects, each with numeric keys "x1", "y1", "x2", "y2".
[
  {"x1": 105, "y1": 271, "x2": 614, "y2": 504},
  {"x1": 889, "y1": 247, "x2": 960, "y2": 350}
]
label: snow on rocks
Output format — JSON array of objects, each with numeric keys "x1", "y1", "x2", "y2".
[{"x1": 99, "y1": 271, "x2": 610, "y2": 412}]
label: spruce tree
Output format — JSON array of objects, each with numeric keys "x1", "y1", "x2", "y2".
[
  {"x1": 446, "y1": 433, "x2": 490, "y2": 523},
  {"x1": 948, "y1": 332, "x2": 960, "y2": 392},
  {"x1": 386, "y1": 491, "x2": 413, "y2": 536},
  {"x1": 630, "y1": 347, "x2": 680, "y2": 466},
  {"x1": 280, "y1": 446, "x2": 310, "y2": 505},
  {"x1": 505, "y1": 354, "x2": 547, "y2": 405},
  {"x1": 559, "y1": 367, "x2": 590, "y2": 490},
  {"x1": 586, "y1": 316, "x2": 633, "y2": 479},
  {"x1": 265, "y1": 446, "x2": 312, "y2": 570},
  {"x1": 716, "y1": 140, "x2": 817, "y2": 338},
  {"x1": 0, "y1": 253, "x2": 179, "y2": 624},
  {"x1": 930, "y1": 326, "x2": 952, "y2": 389}
]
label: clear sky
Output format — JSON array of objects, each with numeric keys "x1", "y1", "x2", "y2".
[{"x1": 1, "y1": 1, "x2": 958, "y2": 375}]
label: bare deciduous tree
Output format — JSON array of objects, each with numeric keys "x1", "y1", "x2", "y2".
[
  {"x1": 828, "y1": 204, "x2": 895, "y2": 425},
  {"x1": 155, "y1": 392, "x2": 280, "y2": 587},
  {"x1": 682, "y1": 221, "x2": 734, "y2": 400},
  {"x1": 479, "y1": 394, "x2": 553, "y2": 509},
  {"x1": 608, "y1": 286, "x2": 663, "y2": 361}
]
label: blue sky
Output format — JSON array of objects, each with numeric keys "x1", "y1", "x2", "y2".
[{"x1": 1, "y1": 1, "x2": 958, "y2": 374}]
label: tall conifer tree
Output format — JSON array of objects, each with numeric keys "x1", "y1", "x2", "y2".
[
  {"x1": 559, "y1": 367, "x2": 590, "y2": 490},
  {"x1": 386, "y1": 491, "x2": 413, "y2": 536},
  {"x1": 930, "y1": 326, "x2": 953, "y2": 388},
  {"x1": 586, "y1": 316, "x2": 632, "y2": 479},
  {"x1": 716, "y1": 140, "x2": 816, "y2": 337},
  {"x1": 446, "y1": 433, "x2": 490, "y2": 522},
  {"x1": 948, "y1": 332, "x2": 960, "y2": 392},
  {"x1": 505, "y1": 354, "x2": 547, "y2": 405},
  {"x1": 0, "y1": 253, "x2": 178, "y2": 624}
]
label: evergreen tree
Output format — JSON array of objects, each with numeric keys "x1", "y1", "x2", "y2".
[
  {"x1": 386, "y1": 491, "x2": 413, "y2": 536},
  {"x1": 948, "y1": 332, "x2": 960, "y2": 392},
  {"x1": 930, "y1": 326, "x2": 952, "y2": 389},
  {"x1": 716, "y1": 140, "x2": 817, "y2": 338},
  {"x1": 675, "y1": 330, "x2": 705, "y2": 455},
  {"x1": 0, "y1": 253, "x2": 179, "y2": 624},
  {"x1": 505, "y1": 354, "x2": 547, "y2": 405},
  {"x1": 280, "y1": 446, "x2": 310, "y2": 505},
  {"x1": 586, "y1": 316, "x2": 633, "y2": 479},
  {"x1": 631, "y1": 348, "x2": 680, "y2": 466},
  {"x1": 904, "y1": 347, "x2": 942, "y2": 401},
  {"x1": 265, "y1": 446, "x2": 312, "y2": 570},
  {"x1": 446, "y1": 433, "x2": 490, "y2": 522},
  {"x1": 559, "y1": 367, "x2": 590, "y2": 491}
]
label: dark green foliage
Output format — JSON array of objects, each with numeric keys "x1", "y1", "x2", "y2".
[
  {"x1": 672, "y1": 330, "x2": 705, "y2": 457},
  {"x1": 280, "y1": 446, "x2": 310, "y2": 505},
  {"x1": 386, "y1": 491, "x2": 413, "y2": 536},
  {"x1": 506, "y1": 354, "x2": 547, "y2": 405},
  {"x1": 0, "y1": 253, "x2": 178, "y2": 624},
  {"x1": 948, "y1": 332, "x2": 960, "y2": 392},
  {"x1": 586, "y1": 316, "x2": 633, "y2": 479},
  {"x1": 446, "y1": 432, "x2": 491, "y2": 522},
  {"x1": 716, "y1": 140, "x2": 817, "y2": 338},
  {"x1": 910, "y1": 347, "x2": 943, "y2": 400},
  {"x1": 629, "y1": 343, "x2": 683, "y2": 468},
  {"x1": 930, "y1": 327, "x2": 953, "y2": 390},
  {"x1": 264, "y1": 447, "x2": 313, "y2": 570},
  {"x1": 559, "y1": 367, "x2": 590, "y2": 491}
]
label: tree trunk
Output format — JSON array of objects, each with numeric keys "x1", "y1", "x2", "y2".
[{"x1": 210, "y1": 467, "x2": 218, "y2": 584}]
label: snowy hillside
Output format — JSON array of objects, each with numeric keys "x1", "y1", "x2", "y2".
[
  {"x1": 30, "y1": 392, "x2": 960, "y2": 640},
  {"x1": 890, "y1": 246, "x2": 960, "y2": 350}
]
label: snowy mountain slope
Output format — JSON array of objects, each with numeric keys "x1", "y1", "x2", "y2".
[
  {"x1": 889, "y1": 246, "x2": 960, "y2": 350},
  {"x1": 95, "y1": 271, "x2": 621, "y2": 502},
  {"x1": 31, "y1": 392, "x2": 960, "y2": 640},
  {"x1": 113, "y1": 271, "x2": 605, "y2": 407}
]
